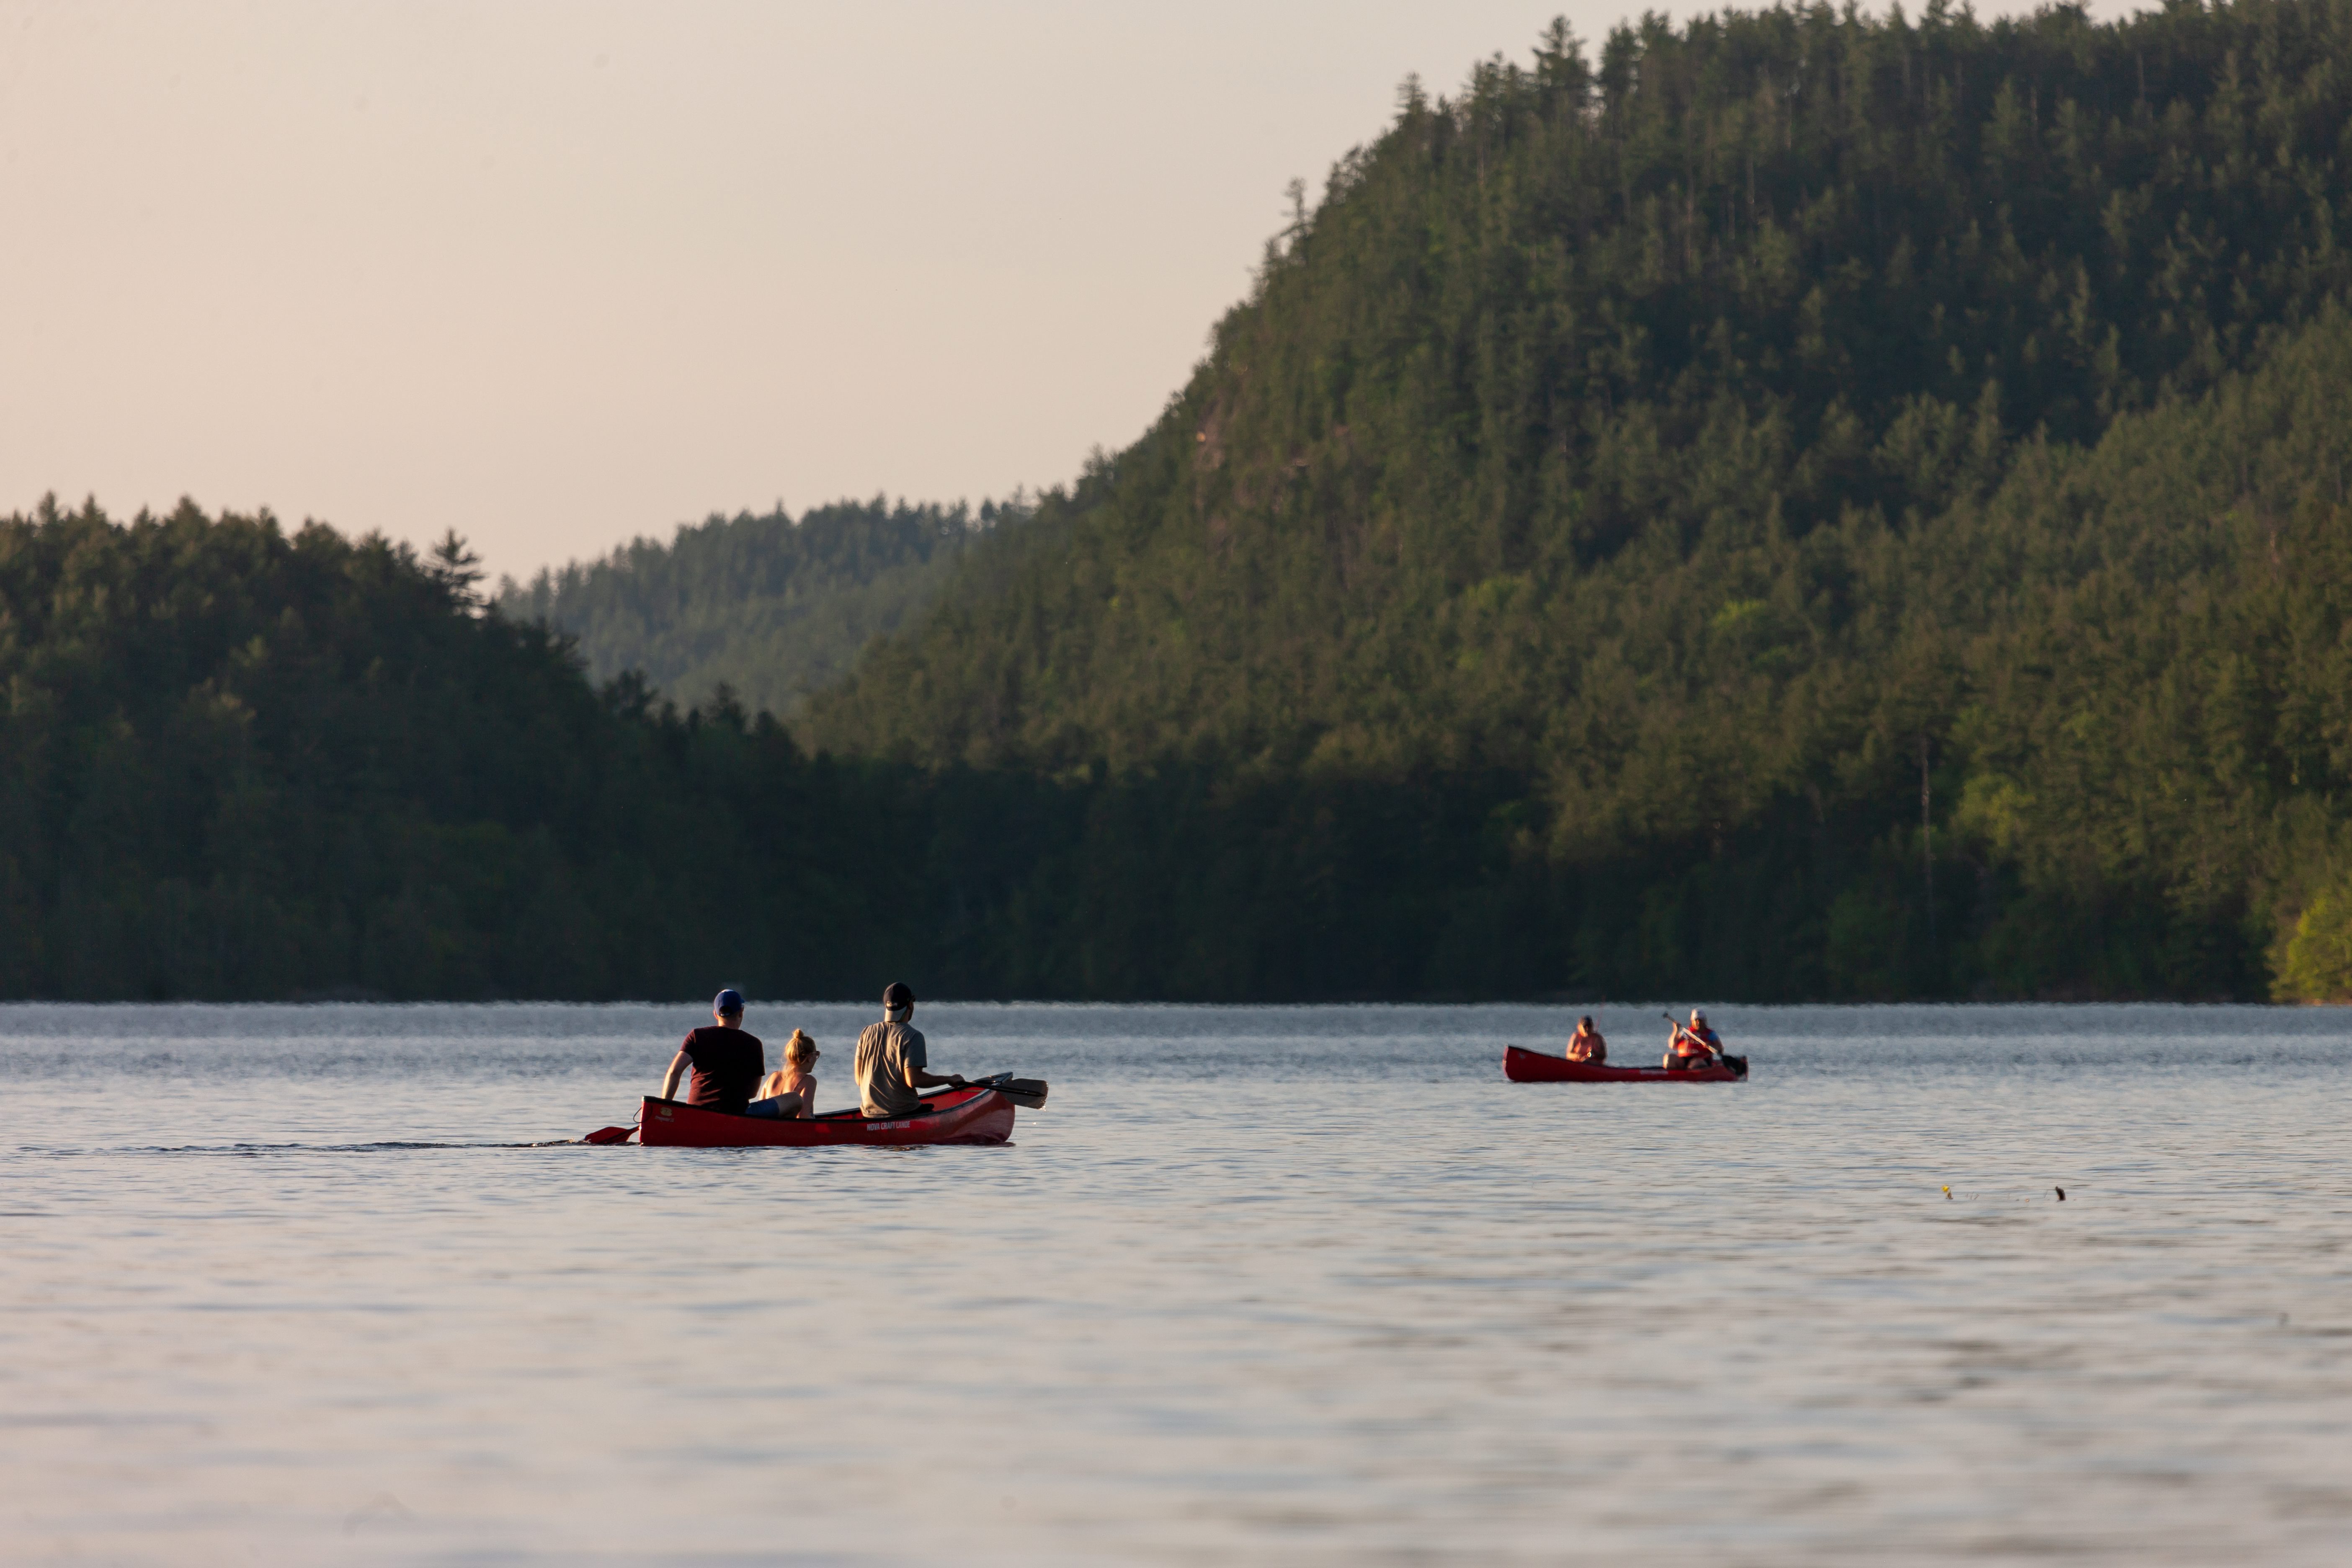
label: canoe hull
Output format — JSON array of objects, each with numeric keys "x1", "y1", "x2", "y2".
[
  {"x1": 637, "y1": 1087, "x2": 1016, "y2": 1147},
  {"x1": 1503, "y1": 1044, "x2": 1747, "y2": 1083}
]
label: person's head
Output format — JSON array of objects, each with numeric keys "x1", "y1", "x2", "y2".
[
  {"x1": 1690, "y1": 1008, "x2": 1707, "y2": 1026},
  {"x1": 785, "y1": 1029, "x2": 819, "y2": 1069},
  {"x1": 714, "y1": 988, "x2": 745, "y2": 1026},
  {"x1": 1578, "y1": 1015, "x2": 1595, "y2": 1032},
  {"x1": 882, "y1": 981, "x2": 914, "y2": 1021}
]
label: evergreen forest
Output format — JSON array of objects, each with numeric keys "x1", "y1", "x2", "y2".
[
  {"x1": 495, "y1": 498, "x2": 1000, "y2": 717},
  {"x1": 12, "y1": 0, "x2": 2352, "y2": 1001}
]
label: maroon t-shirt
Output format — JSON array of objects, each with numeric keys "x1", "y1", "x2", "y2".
[{"x1": 678, "y1": 1025, "x2": 764, "y2": 1113}]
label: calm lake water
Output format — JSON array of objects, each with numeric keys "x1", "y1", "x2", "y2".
[{"x1": 3, "y1": 1002, "x2": 2349, "y2": 1564}]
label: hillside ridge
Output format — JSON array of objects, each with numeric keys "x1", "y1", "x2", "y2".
[{"x1": 499, "y1": 496, "x2": 1016, "y2": 716}]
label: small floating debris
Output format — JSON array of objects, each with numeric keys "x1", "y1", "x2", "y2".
[{"x1": 1935, "y1": 1184, "x2": 2074, "y2": 1203}]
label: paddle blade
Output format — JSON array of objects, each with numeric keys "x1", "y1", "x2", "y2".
[
  {"x1": 942, "y1": 1073, "x2": 1051, "y2": 1111},
  {"x1": 991, "y1": 1078, "x2": 1048, "y2": 1109},
  {"x1": 580, "y1": 1124, "x2": 635, "y2": 1145}
]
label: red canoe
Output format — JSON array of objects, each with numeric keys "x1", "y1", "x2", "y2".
[
  {"x1": 1503, "y1": 1044, "x2": 1749, "y2": 1083},
  {"x1": 637, "y1": 1086, "x2": 1017, "y2": 1148}
]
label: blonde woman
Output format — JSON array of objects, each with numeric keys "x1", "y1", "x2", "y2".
[{"x1": 745, "y1": 1030, "x2": 820, "y2": 1119}]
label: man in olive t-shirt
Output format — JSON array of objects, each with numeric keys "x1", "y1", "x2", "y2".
[{"x1": 854, "y1": 982, "x2": 965, "y2": 1117}]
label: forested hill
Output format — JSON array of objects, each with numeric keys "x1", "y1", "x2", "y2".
[
  {"x1": 0, "y1": 500, "x2": 951, "y2": 999},
  {"x1": 498, "y1": 498, "x2": 1003, "y2": 715},
  {"x1": 815, "y1": 0, "x2": 2352, "y2": 772},
  {"x1": 799, "y1": 0, "x2": 2352, "y2": 1001}
]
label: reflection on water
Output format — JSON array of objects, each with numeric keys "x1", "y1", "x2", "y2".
[{"x1": 3, "y1": 1003, "x2": 2349, "y2": 1564}]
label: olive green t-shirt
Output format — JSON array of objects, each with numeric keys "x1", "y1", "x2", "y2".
[{"x1": 854, "y1": 1019, "x2": 928, "y2": 1117}]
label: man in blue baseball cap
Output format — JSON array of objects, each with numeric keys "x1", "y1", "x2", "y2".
[{"x1": 658, "y1": 989, "x2": 766, "y2": 1114}]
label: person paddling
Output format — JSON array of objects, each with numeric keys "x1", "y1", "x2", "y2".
[
  {"x1": 660, "y1": 989, "x2": 766, "y2": 1113},
  {"x1": 854, "y1": 982, "x2": 966, "y2": 1118},
  {"x1": 1566, "y1": 1015, "x2": 1607, "y2": 1063},
  {"x1": 1664, "y1": 1008, "x2": 1722, "y2": 1071}
]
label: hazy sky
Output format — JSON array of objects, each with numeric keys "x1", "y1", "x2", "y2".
[{"x1": 2, "y1": 1, "x2": 2137, "y2": 579}]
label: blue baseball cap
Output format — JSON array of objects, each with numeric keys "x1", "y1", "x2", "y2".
[{"x1": 714, "y1": 988, "x2": 745, "y2": 1014}]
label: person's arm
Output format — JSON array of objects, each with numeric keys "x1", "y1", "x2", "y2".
[
  {"x1": 793, "y1": 1075, "x2": 815, "y2": 1118},
  {"x1": 659, "y1": 1051, "x2": 690, "y2": 1100},
  {"x1": 908, "y1": 1065, "x2": 967, "y2": 1090}
]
